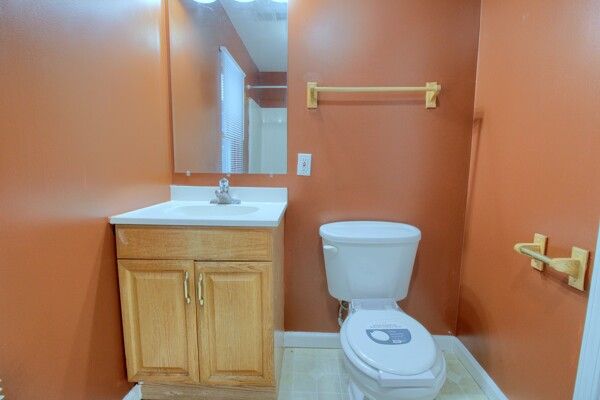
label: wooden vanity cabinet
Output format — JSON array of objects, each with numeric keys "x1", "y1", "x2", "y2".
[{"x1": 115, "y1": 225, "x2": 284, "y2": 399}]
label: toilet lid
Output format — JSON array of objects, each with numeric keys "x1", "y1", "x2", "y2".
[
  {"x1": 319, "y1": 221, "x2": 421, "y2": 244},
  {"x1": 344, "y1": 309, "x2": 437, "y2": 376}
]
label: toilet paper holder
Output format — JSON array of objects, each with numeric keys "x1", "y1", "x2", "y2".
[{"x1": 514, "y1": 233, "x2": 589, "y2": 291}]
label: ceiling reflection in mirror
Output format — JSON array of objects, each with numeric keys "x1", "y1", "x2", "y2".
[{"x1": 169, "y1": 0, "x2": 288, "y2": 174}]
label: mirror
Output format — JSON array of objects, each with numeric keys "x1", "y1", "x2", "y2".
[{"x1": 168, "y1": 0, "x2": 288, "y2": 175}]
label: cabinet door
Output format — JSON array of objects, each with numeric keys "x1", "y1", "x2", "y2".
[
  {"x1": 118, "y1": 260, "x2": 199, "y2": 383},
  {"x1": 196, "y1": 262, "x2": 273, "y2": 386}
]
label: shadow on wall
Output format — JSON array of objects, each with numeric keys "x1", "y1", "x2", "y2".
[
  {"x1": 63, "y1": 223, "x2": 130, "y2": 398},
  {"x1": 463, "y1": 110, "x2": 484, "y2": 247},
  {"x1": 455, "y1": 285, "x2": 490, "y2": 364}
]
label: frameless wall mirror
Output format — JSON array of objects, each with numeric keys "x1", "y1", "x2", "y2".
[{"x1": 168, "y1": 0, "x2": 288, "y2": 174}]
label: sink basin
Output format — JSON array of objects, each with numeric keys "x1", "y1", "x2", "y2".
[
  {"x1": 171, "y1": 205, "x2": 260, "y2": 217},
  {"x1": 109, "y1": 186, "x2": 287, "y2": 227}
]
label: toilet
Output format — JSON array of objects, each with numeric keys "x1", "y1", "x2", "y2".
[{"x1": 320, "y1": 221, "x2": 446, "y2": 400}]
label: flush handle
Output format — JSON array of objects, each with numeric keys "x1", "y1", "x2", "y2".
[{"x1": 323, "y1": 245, "x2": 338, "y2": 256}]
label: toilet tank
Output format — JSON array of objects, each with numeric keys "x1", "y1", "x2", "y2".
[{"x1": 320, "y1": 221, "x2": 421, "y2": 301}]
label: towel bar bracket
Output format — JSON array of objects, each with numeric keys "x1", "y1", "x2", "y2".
[
  {"x1": 569, "y1": 247, "x2": 590, "y2": 291},
  {"x1": 425, "y1": 82, "x2": 440, "y2": 109},
  {"x1": 515, "y1": 233, "x2": 548, "y2": 271}
]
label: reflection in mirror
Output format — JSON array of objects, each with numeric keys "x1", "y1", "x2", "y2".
[{"x1": 168, "y1": 0, "x2": 288, "y2": 174}]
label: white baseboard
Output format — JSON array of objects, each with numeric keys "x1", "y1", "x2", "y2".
[
  {"x1": 283, "y1": 331, "x2": 507, "y2": 400},
  {"x1": 123, "y1": 384, "x2": 142, "y2": 400},
  {"x1": 432, "y1": 334, "x2": 456, "y2": 352},
  {"x1": 283, "y1": 331, "x2": 341, "y2": 348}
]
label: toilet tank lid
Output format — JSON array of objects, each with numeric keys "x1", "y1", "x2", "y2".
[{"x1": 319, "y1": 221, "x2": 421, "y2": 244}]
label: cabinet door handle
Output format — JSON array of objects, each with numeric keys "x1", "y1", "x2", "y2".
[
  {"x1": 197, "y1": 274, "x2": 204, "y2": 306},
  {"x1": 184, "y1": 271, "x2": 191, "y2": 304}
]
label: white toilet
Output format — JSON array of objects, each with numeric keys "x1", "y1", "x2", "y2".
[{"x1": 320, "y1": 221, "x2": 446, "y2": 400}]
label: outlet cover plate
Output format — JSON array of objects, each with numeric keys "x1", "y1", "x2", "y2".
[{"x1": 297, "y1": 153, "x2": 312, "y2": 176}]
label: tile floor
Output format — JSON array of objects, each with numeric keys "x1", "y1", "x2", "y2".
[{"x1": 278, "y1": 348, "x2": 489, "y2": 400}]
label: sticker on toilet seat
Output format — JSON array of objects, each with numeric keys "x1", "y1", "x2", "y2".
[{"x1": 366, "y1": 323, "x2": 411, "y2": 345}]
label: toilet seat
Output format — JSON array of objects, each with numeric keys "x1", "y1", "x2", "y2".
[
  {"x1": 341, "y1": 307, "x2": 443, "y2": 389},
  {"x1": 345, "y1": 309, "x2": 437, "y2": 376}
]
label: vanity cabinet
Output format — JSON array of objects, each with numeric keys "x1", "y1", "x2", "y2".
[{"x1": 115, "y1": 225, "x2": 284, "y2": 400}]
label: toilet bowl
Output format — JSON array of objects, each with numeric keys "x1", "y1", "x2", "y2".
[
  {"x1": 341, "y1": 300, "x2": 446, "y2": 400},
  {"x1": 319, "y1": 221, "x2": 446, "y2": 400}
]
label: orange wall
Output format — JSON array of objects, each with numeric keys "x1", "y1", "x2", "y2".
[
  {"x1": 0, "y1": 1, "x2": 171, "y2": 399},
  {"x1": 169, "y1": 0, "x2": 259, "y2": 173},
  {"x1": 174, "y1": 0, "x2": 482, "y2": 333},
  {"x1": 457, "y1": 0, "x2": 600, "y2": 398},
  {"x1": 9, "y1": 1, "x2": 595, "y2": 398}
]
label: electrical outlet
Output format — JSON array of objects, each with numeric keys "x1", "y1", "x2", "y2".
[{"x1": 297, "y1": 153, "x2": 312, "y2": 176}]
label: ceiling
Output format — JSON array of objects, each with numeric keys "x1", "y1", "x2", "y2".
[{"x1": 220, "y1": 0, "x2": 288, "y2": 72}]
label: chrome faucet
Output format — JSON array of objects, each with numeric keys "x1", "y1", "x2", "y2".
[{"x1": 210, "y1": 178, "x2": 240, "y2": 205}]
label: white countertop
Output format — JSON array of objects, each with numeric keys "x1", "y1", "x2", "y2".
[{"x1": 109, "y1": 186, "x2": 287, "y2": 227}]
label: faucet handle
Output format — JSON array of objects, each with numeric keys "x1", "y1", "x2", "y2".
[{"x1": 219, "y1": 178, "x2": 229, "y2": 192}]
